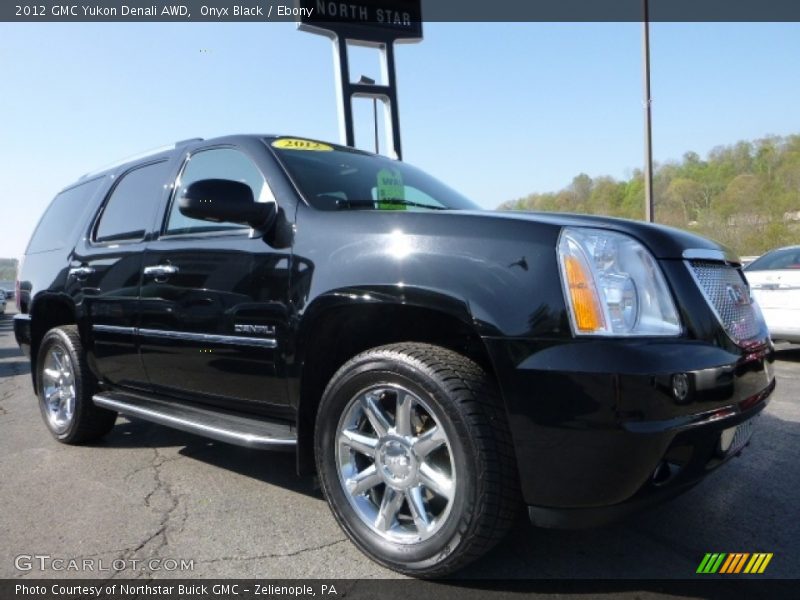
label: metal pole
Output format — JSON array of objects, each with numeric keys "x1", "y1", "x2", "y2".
[
  {"x1": 333, "y1": 35, "x2": 356, "y2": 148},
  {"x1": 642, "y1": 0, "x2": 655, "y2": 222},
  {"x1": 373, "y1": 97, "x2": 379, "y2": 153},
  {"x1": 381, "y1": 42, "x2": 403, "y2": 160}
]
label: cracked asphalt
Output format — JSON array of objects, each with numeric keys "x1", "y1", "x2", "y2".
[{"x1": 1, "y1": 302, "x2": 798, "y2": 582}]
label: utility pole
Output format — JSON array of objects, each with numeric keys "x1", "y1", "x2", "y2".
[{"x1": 642, "y1": 0, "x2": 655, "y2": 222}]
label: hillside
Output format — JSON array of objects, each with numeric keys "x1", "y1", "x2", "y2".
[{"x1": 498, "y1": 134, "x2": 800, "y2": 256}]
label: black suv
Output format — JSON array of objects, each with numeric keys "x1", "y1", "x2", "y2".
[{"x1": 14, "y1": 135, "x2": 775, "y2": 576}]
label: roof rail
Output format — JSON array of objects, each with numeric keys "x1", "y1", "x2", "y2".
[
  {"x1": 79, "y1": 138, "x2": 204, "y2": 179},
  {"x1": 174, "y1": 137, "x2": 204, "y2": 147}
]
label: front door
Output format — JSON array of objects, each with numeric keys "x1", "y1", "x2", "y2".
[{"x1": 138, "y1": 146, "x2": 292, "y2": 414}]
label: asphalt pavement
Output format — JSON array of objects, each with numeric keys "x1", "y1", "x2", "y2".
[{"x1": 1, "y1": 302, "x2": 798, "y2": 584}]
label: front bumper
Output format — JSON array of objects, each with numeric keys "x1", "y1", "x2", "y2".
[{"x1": 484, "y1": 337, "x2": 775, "y2": 526}]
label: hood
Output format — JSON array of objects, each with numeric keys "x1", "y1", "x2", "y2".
[{"x1": 459, "y1": 210, "x2": 734, "y2": 262}]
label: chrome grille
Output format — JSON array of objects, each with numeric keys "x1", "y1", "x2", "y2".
[{"x1": 688, "y1": 260, "x2": 761, "y2": 344}]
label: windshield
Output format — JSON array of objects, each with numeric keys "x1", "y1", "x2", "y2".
[
  {"x1": 268, "y1": 137, "x2": 480, "y2": 211},
  {"x1": 746, "y1": 247, "x2": 800, "y2": 271}
]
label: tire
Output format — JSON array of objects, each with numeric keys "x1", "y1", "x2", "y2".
[
  {"x1": 315, "y1": 342, "x2": 520, "y2": 577},
  {"x1": 36, "y1": 325, "x2": 117, "y2": 444}
]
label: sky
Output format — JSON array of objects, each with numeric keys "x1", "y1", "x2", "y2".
[{"x1": 1, "y1": 21, "x2": 799, "y2": 259}]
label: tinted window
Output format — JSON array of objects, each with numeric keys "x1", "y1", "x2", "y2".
[
  {"x1": 166, "y1": 148, "x2": 271, "y2": 235},
  {"x1": 746, "y1": 247, "x2": 800, "y2": 271},
  {"x1": 27, "y1": 178, "x2": 104, "y2": 254},
  {"x1": 95, "y1": 161, "x2": 171, "y2": 243},
  {"x1": 270, "y1": 138, "x2": 479, "y2": 211}
]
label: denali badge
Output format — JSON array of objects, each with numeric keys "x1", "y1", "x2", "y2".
[
  {"x1": 726, "y1": 284, "x2": 751, "y2": 306},
  {"x1": 234, "y1": 324, "x2": 276, "y2": 335}
]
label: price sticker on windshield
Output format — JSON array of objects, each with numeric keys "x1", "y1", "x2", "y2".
[
  {"x1": 376, "y1": 168, "x2": 406, "y2": 210},
  {"x1": 272, "y1": 138, "x2": 333, "y2": 151}
]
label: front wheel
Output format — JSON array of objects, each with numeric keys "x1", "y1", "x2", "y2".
[{"x1": 315, "y1": 343, "x2": 520, "y2": 577}]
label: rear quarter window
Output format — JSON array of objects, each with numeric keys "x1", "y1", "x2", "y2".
[{"x1": 26, "y1": 178, "x2": 104, "y2": 254}]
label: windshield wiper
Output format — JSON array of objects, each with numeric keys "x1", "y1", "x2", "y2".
[{"x1": 335, "y1": 198, "x2": 447, "y2": 211}]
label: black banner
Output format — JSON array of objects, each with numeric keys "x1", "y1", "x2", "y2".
[
  {"x1": 2, "y1": 579, "x2": 797, "y2": 600},
  {"x1": 3, "y1": 0, "x2": 800, "y2": 22}
]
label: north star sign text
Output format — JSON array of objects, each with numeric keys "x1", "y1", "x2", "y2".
[{"x1": 314, "y1": 1, "x2": 413, "y2": 26}]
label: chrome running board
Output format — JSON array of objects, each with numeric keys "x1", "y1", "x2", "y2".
[{"x1": 93, "y1": 391, "x2": 296, "y2": 450}]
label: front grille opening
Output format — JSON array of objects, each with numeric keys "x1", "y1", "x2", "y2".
[{"x1": 687, "y1": 260, "x2": 761, "y2": 345}]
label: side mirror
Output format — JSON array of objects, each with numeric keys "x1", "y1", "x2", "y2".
[{"x1": 179, "y1": 179, "x2": 275, "y2": 229}]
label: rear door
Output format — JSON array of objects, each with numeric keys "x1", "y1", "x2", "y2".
[
  {"x1": 70, "y1": 159, "x2": 175, "y2": 389},
  {"x1": 138, "y1": 146, "x2": 292, "y2": 414}
]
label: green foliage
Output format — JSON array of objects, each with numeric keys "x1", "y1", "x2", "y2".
[{"x1": 498, "y1": 134, "x2": 800, "y2": 256}]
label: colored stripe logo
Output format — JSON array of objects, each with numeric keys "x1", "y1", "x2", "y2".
[{"x1": 696, "y1": 553, "x2": 773, "y2": 574}]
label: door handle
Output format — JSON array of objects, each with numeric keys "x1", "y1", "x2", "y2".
[
  {"x1": 143, "y1": 264, "x2": 179, "y2": 278},
  {"x1": 68, "y1": 266, "x2": 95, "y2": 279}
]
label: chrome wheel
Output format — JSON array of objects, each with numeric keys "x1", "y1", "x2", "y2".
[
  {"x1": 336, "y1": 384, "x2": 456, "y2": 544},
  {"x1": 41, "y1": 344, "x2": 76, "y2": 434}
]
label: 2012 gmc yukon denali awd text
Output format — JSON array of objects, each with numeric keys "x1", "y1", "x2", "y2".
[{"x1": 14, "y1": 135, "x2": 776, "y2": 576}]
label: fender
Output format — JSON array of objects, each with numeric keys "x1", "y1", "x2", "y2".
[
  {"x1": 293, "y1": 283, "x2": 476, "y2": 367},
  {"x1": 289, "y1": 207, "x2": 571, "y2": 343}
]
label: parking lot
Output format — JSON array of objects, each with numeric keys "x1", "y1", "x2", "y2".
[{"x1": 1, "y1": 302, "x2": 798, "y2": 582}]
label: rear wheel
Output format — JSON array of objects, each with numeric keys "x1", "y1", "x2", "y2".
[
  {"x1": 37, "y1": 325, "x2": 117, "y2": 444},
  {"x1": 315, "y1": 343, "x2": 520, "y2": 577}
]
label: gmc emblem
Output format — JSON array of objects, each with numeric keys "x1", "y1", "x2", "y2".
[{"x1": 726, "y1": 283, "x2": 751, "y2": 306}]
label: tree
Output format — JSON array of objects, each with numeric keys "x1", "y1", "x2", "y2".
[{"x1": 498, "y1": 133, "x2": 800, "y2": 256}]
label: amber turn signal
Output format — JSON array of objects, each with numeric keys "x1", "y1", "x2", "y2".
[{"x1": 563, "y1": 255, "x2": 605, "y2": 332}]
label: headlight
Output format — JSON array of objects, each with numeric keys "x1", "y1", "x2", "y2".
[{"x1": 557, "y1": 227, "x2": 681, "y2": 336}]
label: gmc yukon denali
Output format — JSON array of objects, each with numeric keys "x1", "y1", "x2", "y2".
[{"x1": 14, "y1": 135, "x2": 775, "y2": 576}]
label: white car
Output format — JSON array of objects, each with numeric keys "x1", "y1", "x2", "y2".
[{"x1": 745, "y1": 245, "x2": 800, "y2": 343}]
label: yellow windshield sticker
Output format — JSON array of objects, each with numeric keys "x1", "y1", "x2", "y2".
[
  {"x1": 376, "y1": 168, "x2": 406, "y2": 210},
  {"x1": 272, "y1": 138, "x2": 333, "y2": 151}
]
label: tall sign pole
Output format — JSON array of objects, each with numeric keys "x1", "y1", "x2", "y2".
[
  {"x1": 642, "y1": 0, "x2": 655, "y2": 222},
  {"x1": 297, "y1": 0, "x2": 423, "y2": 161}
]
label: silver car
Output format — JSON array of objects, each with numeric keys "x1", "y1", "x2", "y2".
[{"x1": 745, "y1": 245, "x2": 800, "y2": 343}]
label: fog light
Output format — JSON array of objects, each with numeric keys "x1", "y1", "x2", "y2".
[
  {"x1": 672, "y1": 373, "x2": 690, "y2": 403},
  {"x1": 719, "y1": 426, "x2": 736, "y2": 453}
]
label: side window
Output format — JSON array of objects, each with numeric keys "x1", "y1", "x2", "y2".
[
  {"x1": 27, "y1": 178, "x2": 104, "y2": 254},
  {"x1": 94, "y1": 161, "x2": 171, "y2": 243},
  {"x1": 166, "y1": 148, "x2": 272, "y2": 235}
]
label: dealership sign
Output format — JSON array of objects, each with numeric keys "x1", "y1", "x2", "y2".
[
  {"x1": 298, "y1": 0, "x2": 423, "y2": 42},
  {"x1": 297, "y1": 0, "x2": 423, "y2": 160}
]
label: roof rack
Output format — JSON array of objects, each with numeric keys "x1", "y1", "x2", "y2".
[
  {"x1": 79, "y1": 138, "x2": 205, "y2": 179},
  {"x1": 174, "y1": 137, "x2": 204, "y2": 147}
]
